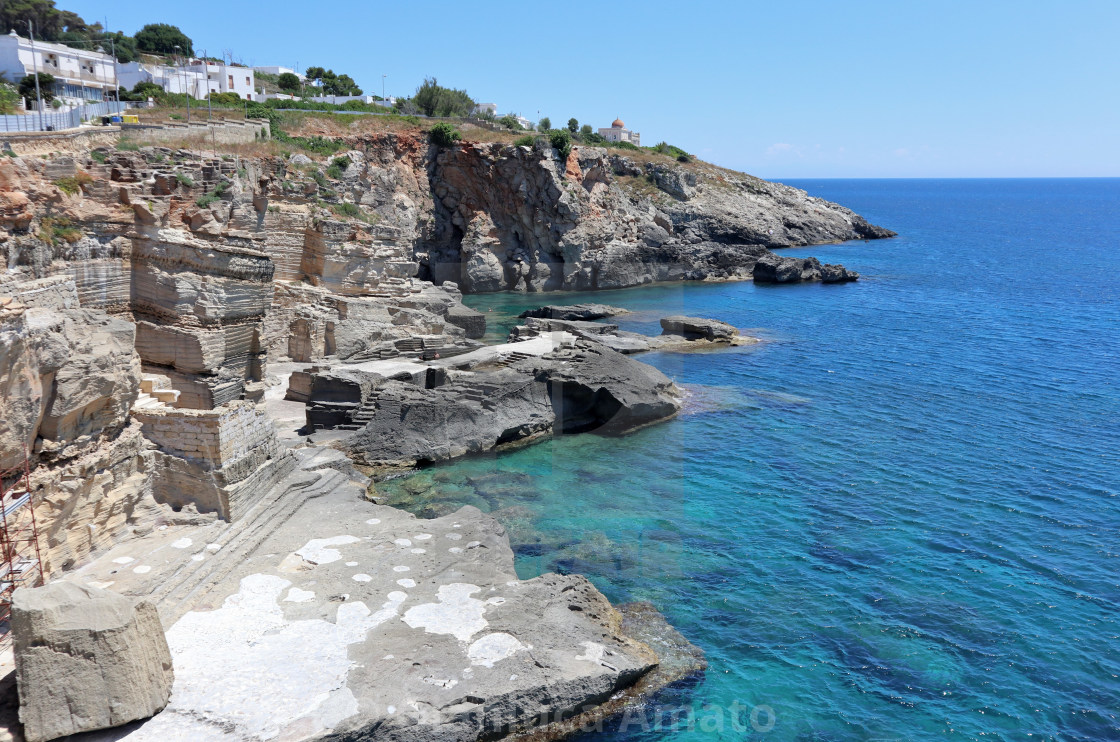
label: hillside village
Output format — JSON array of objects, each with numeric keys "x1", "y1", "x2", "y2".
[{"x1": 0, "y1": 4, "x2": 648, "y2": 153}]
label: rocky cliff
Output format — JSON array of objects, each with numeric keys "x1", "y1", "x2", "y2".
[{"x1": 422, "y1": 138, "x2": 891, "y2": 291}]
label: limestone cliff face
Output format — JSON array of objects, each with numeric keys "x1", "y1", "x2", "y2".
[
  {"x1": 416, "y1": 138, "x2": 893, "y2": 292},
  {"x1": 0, "y1": 127, "x2": 891, "y2": 573}
]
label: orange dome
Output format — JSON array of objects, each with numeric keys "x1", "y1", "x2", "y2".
[{"x1": 611, "y1": 118, "x2": 625, "y2": 128}]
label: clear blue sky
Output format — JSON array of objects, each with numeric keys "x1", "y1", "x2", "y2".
[{"x1": 66, "y1": 0, "x2": 1120, "y2": 178}]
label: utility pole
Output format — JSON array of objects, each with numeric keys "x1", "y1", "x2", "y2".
[
  {"x1": 382, "y1": 74, "x2": 387, "y2": 101},
  {"x1": 174, "y1": 45, "x2": 190, "y2": 123},
  {"x1": 26, "y1": 21, "x2": 44, "y2": 131},
  {"x1": 204, "y1": 50, "x2": 212, "y2": 120}
]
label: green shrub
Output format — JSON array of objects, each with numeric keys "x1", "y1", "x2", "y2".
[
  {"x1": 499, "y1": 115, "x2": 523, "y2": 131},
  {"x1": 327, "y1": 155, "x2": 352, "y2": 179},
  {"x1": 117, "y1": 138, "x2": 140, "y2": 151},
  {"x1": 54, "y1": 171, "x2": 93, "y2": 195},
  {"x1": 549, "y1": 129, "x2": 573, "y2": 160},
  {"x1": 512, "y1": 135, "x2": 535, "y2": 148},
  {"x1": 196, "y1": 181, "x2": 228, "y2": 207},
  {"x1": 175, "y1": 173, "x2": 193, "y2": 187},
  {"x1": 331, "y1": 202, "x2": 378, "y2": 225},
  {"x1": 38, "y1": 217, "x2": 81, "y2": 246},
  {"x1": 429, "y1": 122, "x2": 461, "y2": 147},
  {"x1": 91, "y1": 150, "x2": 107, "y2": 163},
  {"x1": 650, "y1": 141, "x2": 692, "y2": 161},
  {"x1": 311, "y1": 170, "x2": 330, "y2": 188},
  {"x1": 614, "y1": 140, "x2": 639, "y2": 151}
]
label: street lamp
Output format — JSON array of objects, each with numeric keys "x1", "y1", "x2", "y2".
[
  {"x1": 382, "y1": 73, "x2": 387, "y2": 101},
  {"x1": 174, "y1": 45, "x2": 191, "y2": 123}
]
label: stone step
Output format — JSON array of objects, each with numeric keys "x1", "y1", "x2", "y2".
[
  {"x1": 153, "y1": 463, "x2": 352, "y2": 622},
  {"x1": 151, "y1": 389, "x2": 180, "y2": 405},
  {"x1": 131, "y1": 392, "x2": 163, "y2": 411}
]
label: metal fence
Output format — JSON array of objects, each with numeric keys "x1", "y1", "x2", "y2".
[{"x1": 0, "y1": 101, "x2": 129, "y2": 133}]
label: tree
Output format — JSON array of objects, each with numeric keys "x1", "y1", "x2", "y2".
[
  {"x1": 579, "y1": 124, "x2": 592, "y2": 138},
  {"x1": 538, "y1": 116, "x2": 551, "y2": 131},
  {"x1": 1, "y1": 0, "x2": 67, "y2": 40},
  {"x1": 567, "y1": 118, "x2": 578, "y2": 133},
  {"x1": 410, "y1": 77, "x2": 474, "y2": 117},
  {"x1": 18, "y1": 72, "x2": 55, "y2": 104},
  {"x1": 499, "y1": 115, "x2": 522, "y2": 131},
  {"x1": 325, "y1": 73, "x2": 361, "y2": 96},
  {"x1": 277, "y1": 72, "x2": 300, "y2": 93},
  {"x1": 305, "y1": 66, "x2": 326, "y2": 85},
  {"x1": 135, "y1": 23, "x2": 193, "y2": 56}
]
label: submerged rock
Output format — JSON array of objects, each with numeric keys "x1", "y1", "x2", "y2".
[
  {"x1": 12, "y1": 582, "x2": 173, "y2": 742},
  {"x1": 519, "y1": 304, "x2": 631, "y2": 321}
]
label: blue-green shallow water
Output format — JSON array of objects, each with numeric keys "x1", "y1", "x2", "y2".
[{"x1": 380, "y1": 179, "x2": 1120, "y2": 740}]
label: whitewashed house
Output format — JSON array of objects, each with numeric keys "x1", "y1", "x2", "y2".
[
  {"x1": 117, "y1": 61, "x2": 206, "y2": 98},
  {"x1": 191, "y1": 62, "x2": 255, "y2": 99},
  {"x1": 118, "y1": 60, "x2": 256, "y2": 100},
  {"x1": 252, "y1": 65, "x2": 300, "y2": 78},
  {"x1": 0, "y1": 31, "x2": 117, "y2": 103}
]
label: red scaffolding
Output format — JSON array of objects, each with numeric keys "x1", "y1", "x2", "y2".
[{"x1": 0, "y1": 448, "x2": 44, "y2": 645}]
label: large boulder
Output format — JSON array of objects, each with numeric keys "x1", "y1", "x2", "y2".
[
  {"x1": 527, "y1": 341, "x2": 681, "y2": 434},
  {"x1": 445, "y1": 303, "x2": 486, "y2": 339},
  {"x1": 12, "y1": 582, "x2": 173, "y2": 742},
  {"x1": 753, "y1": 254, "x2": 859, "y2": 284},
  {"x1": 519, "y1": 303, "x2": 630, "y2": 321},
  {"x1": 343, "y1": 371, "x2": 555, "y2": 468},
  {"x1": 659, "y1": 315, "x2": 738, "y2": 341}
]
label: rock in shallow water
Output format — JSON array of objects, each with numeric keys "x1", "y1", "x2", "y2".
[
  {"x1": 519, "y1": 304, "x2": 631, "y2": 321},
  {"x1": 659, "y1": 315, "x2": 738, "y2": 341},
  {"x1": 12, "y1": 582, "x2": 173, "y2": 742},
  {"x1": 752, "y1": 254, "x2": 859, "y2": 283}
]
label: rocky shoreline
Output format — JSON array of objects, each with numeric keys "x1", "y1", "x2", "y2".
[{"x1": 0, "y1": 123, "x2": 891, "y2": 741}]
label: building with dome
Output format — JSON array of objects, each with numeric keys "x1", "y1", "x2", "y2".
[{"x1": 598, "y1": 118, "x2": 640, "y2": 146}]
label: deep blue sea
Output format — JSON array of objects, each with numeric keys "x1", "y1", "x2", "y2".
[{"x1": 382, "y1": 179, "x2": 1120, "y2": 741}]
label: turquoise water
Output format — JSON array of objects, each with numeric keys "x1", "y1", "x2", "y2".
[{"x1": 383, "y1": 180, "x2": 1120, "y2": 740}]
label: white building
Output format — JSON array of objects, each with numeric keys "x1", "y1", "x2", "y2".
[
  {"x1": 118, "y1": 61, "x2": 206, "y2": 98},
  {"x1": 598, "y1": 118, "x2": 640, "y2": 146},
  {"x1": 306, "y1": 94, "x2": 378, "y2": 106},
  {"x1": 252, "y1": 65, "x2": 300, "y2": 78},
  {"x1": 118, "y1": 60, "x2": 256, "y2": 100},
  {"x1": 0, "y1": 31, "x2": 117, "y2": 103},
  {"x1": 190, "y1": 62, "x2": 255, "y2": 100}
]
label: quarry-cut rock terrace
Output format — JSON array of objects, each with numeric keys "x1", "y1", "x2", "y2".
[{"x1": 0, "y1": 124, "x2": 891, "y2": 740}]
